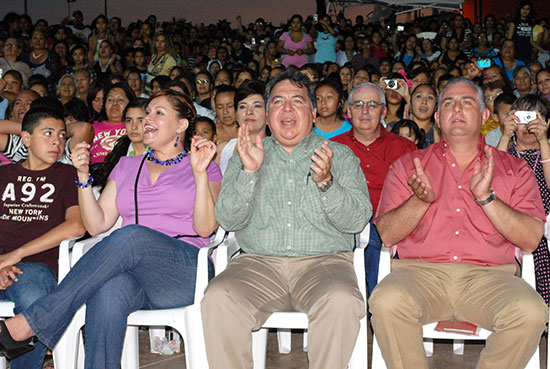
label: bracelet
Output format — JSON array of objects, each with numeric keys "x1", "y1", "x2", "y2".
[
  {"x1": 75, "y1": 174, "x2": 93, "y2": 188},
  {"x1": 541, "y1": 158, "x2": 550, "y2": 163},
  {"x1": 474, "y1": 188, "x2": 497, "y2": 206}
]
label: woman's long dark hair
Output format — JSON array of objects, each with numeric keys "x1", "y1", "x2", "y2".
[
  {"x1": 87, "y1": 80, "x2": 107, "y2": 122},
  {"x1": 94, "y1": 98, "x2": 148, "y2": 191}
]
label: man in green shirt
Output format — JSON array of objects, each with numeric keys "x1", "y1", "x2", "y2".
[{"x1": 202, "y1": 70, "x2": 371, "y2": 369}]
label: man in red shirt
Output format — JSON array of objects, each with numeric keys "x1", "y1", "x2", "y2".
[
  {"x1": 332, "y1": 82, "x2": 416, "y2": 295},
  {"x1": 370, "y1": 77, "x2": 548, "y2": 369}
]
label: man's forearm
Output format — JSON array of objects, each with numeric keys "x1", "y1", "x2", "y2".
[
  {"x1": 17, "y1": 218, "x2": 85, "y2": 259},
  {"x1": 0, "y1": 120, "x2": 21, "y2": 135},
  {"x1": 376, "y1": 194, "x2": 431, "y2": 246},
  {"x1": 480, "y1": 197, "x2": 543, "y2": 253},
  {"x1": 215, "y1": 168, "x2": 258, "y2": 231}
]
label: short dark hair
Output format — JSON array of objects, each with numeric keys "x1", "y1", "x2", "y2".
[
  {"x1": 265, "y1": 69, "x2": 316, "y2": 112},
  {"x1": 493, "y1": 93, "x2": 517, "y2": 115},
  {"x1": 3, "y1": 70, "x2": 23, "y2": 85},
  {"x1": 30, "y1": 96, "x2": 62, "y2": 112},
  {"x1": 64, "y1": 98, "x2": 90, "y2": 122},
  {"x1": 22, "y1": 107, "x2": 65, "y2": 134},
  {"x1": 235, "y1": 80, "x2": 265, "y2": 106},
  {"x1": 214, "y1": 84, "x2": 237, "y2": 102}
]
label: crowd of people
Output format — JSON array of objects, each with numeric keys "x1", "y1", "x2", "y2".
[{"x1": 0, "y1": 1, "x2": 549, "y2": 368}]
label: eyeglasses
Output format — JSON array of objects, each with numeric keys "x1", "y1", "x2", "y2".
[
  {"x1": 196, "y1": 79, "x2": 209, "y2": 84},
  {"x1": 350, "y1": 100, "x2": 384, "y2": 110},
  {"x1": 4, "y1": 43, "x2": 18, "y2": 48}
]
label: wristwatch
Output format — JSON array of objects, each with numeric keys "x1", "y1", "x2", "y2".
[
  {"x1": 475, "y1": 188, "x2": 496, "y2": 206},
  {"x1": 318, "y1": 178, "x2": 334, "y2": 192}
]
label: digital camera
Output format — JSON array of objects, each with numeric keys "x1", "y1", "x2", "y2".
[
  {"x1": 384, "y1": 79, "x2": 398, "y2": 90},
  {"x1": 515, "y1": 111, "x2": 537, "y2": 124}
]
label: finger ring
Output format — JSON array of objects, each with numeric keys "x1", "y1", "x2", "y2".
[{"x1": 77, "y1": 155, "x2": 81, "y2": 160}]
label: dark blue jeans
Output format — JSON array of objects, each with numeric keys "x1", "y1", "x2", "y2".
[
  {"x1": 0, "y1": 262, "x2": 56, "y2": 369},
  {"x1": 365, "y1": 217, "x2": 382, "y2": 296},
  {"x1": 22, "y1": 225, "x2": 213, "y2": 369}
]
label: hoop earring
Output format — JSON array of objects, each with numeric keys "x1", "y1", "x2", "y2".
[{"x1": 174, "y1": 136, "x2": 179, "y2": 148}]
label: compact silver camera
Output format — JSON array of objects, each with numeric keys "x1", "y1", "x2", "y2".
[{"x1": 515, "y1": 111, "x2": 537, "y2": 124}]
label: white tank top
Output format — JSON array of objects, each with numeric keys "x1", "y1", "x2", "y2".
[{"x1": 219, "y1": 138, "x2": 238, "y2": 175}]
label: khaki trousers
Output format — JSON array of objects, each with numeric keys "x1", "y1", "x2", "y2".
[
  {"x1": 369, "y1": 259, "x2": 548, "y2": 369},
  {"x1": 201, "y1": 252, "x2": 366, "y2": 369}
]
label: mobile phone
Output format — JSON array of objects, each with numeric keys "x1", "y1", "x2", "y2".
[
  {"x1": 397, "y1": 25, "x2": 404, "y2": 32},
  {"x1": 313, "y1": 14, "x2": 318, "y2": 22},
  {"x1": 384, "y1": 79, "x2": 398, "y2": 89},
  {"x1": 477, "y1": 59, "x2": 491, "y2": 68},
  {"x1": 0, "y1": 68, "x2": 3, "y2": 79},
  {"x1": 515, "y1": 111, "x2": 537, "y2": 124}
]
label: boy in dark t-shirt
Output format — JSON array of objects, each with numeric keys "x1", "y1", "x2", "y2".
[{"x1": 0, "y1": 107, "x2": 84, "y2": 368}]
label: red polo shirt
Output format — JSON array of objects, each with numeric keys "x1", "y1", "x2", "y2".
[
  {"x1": 375, "y1": 137, "x2": 545, "y2": 266},
  {"x1": 332, "y1": 126, "x2": 417, "y2": 212}
]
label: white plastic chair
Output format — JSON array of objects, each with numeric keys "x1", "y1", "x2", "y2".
[
  {"x1": 214, "y1": 225, "x2": 370, "y2": 369},
  {"x1": 0, "y1": 235, "x2": 85, "y2": 369},
  {"x1": 59, "y1": 225, "x2": 225, "y2": 369},
  {"x1": 371, "y1": 246, "x2": 542, "y2": 369}
]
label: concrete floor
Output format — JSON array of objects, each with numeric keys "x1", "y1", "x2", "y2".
[{"x1": 120, "y1": 323, "x2": 548, "y2": 369}]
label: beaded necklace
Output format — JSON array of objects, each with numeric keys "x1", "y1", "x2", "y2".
[{"x1": 146, "y1": 149, "x2": 187, "y2": 166}]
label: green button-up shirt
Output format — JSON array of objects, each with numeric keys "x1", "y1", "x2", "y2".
[{"x1": 215, "y1": 132, "x2": 372, "y2": 257}]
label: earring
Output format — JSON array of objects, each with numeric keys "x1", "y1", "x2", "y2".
[{"x1": 174, "y1": 136, "x2": 179, "y2": 148}]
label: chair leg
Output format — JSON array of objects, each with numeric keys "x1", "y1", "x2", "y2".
[
  {"x1": 423, "y1": 338, "x2": 434, "y2": 357},
  {"x1": 348, "y1": 316, "x2": 368, "y2": 369},
  {"x1": 52, "y1": 306, "x2": 85, "y2": 369},
  {"x1": 77, "y1": 331, "x2": 85, "y2": 369},
  {"x1": 371, "y1": 332, "x2": 387, "y2": 369},
  {"x1": 303, "y1": 331, "x2": 308, "y2": 352},
  {"x1": 277, "y1": 329, "x2": 291, "y2": 354},
  {"x1": 252, "y1": 328, "x2": 269, "y2": 369},
  {"x1": 182, "y1": 305, "x2": 209, "y2": 369},
  {"x1": 453, "y1": 339, "x2": 465, "y2": 355},
  {"x1": 524, "y1": 346, "x2": 540, "y2": 369},
  {"x1": 121, "y1": 326, "x2": 139, "y2": 369}
]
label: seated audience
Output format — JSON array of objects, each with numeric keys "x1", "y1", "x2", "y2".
[
  {"x1": 202, "y1": 70, "x2": 370, "y2": 369},
  {"x1": 370, "y1": 77, "x2": 548, "y2": 369},
  {"x1": 0, "y1": 90, "x2": 221, "y2": 368},
  {"x1": 0, "y1": 107, "x2": 84, "y2": 368}
]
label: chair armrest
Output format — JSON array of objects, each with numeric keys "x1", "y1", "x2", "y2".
[
  {"x1": 521, "y1": 251, "x2": 536, "y2": 289},
  {"x1": 70, "y1": 233, "x2": 111, "y2": 267},
  {"x1": 353, "y1": 243, "x2": 367, "y2": 303},
  {"x1": 58, "y1": 234, "x2": 85, "y2": 283},
  {"x1": 213, "y1": 233, "x2": 241, "y2": 276},
  {"x1": 379, "y1": 246, "x2": 392, "y2": 281},
  {"x1": 70, "y1": 218, "x2": 124, "y2": 267},
  {"x1": 194, "y1": 227, "x2": 227, "y2": 303}
]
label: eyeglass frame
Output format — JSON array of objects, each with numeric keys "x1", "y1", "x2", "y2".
[{"x1": 350, "y1": 100, "x2": 385, "y2": 111}]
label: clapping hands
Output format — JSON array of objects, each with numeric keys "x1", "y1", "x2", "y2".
[{"x1": 237, "y1": 123, "x2": 264, "y2": 173}]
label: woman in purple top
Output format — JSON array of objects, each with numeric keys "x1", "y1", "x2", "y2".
[
  {"x1": 0, "y1": 90, "x2": 221, "y2": 368},
  {"x1": 277, "y1": 14, "x2": 315, "y2": 68}
]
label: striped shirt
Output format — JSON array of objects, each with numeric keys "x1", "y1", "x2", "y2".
[{"x1": 215, "y1": 132, "x2": 372, "y2": 256}]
